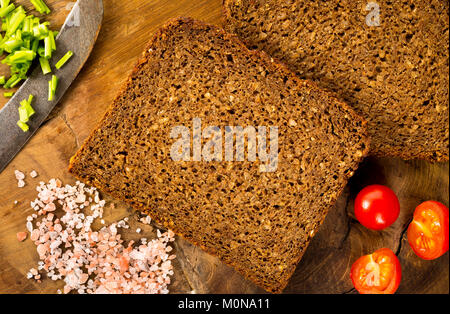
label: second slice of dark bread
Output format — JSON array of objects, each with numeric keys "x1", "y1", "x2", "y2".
[
  {"x1": 224, "y1": 0, "x2": 449, "y2": 162},
  {"x1": 69, "y1": 17, "x2": 369, "y2": 293}
]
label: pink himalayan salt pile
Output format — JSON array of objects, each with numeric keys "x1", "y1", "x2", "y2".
[{"x1": 23, "y1": 178, "x2": 176, "y2": 294}]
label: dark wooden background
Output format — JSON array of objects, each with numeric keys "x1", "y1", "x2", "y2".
[{"x1": 0, "y1": 0, "x2": 448, "y2": 294}]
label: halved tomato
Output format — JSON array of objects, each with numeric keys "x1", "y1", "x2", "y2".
[
  {"x1": 350, "y1": 248, "x2": 401, "y2": 294},
  {"x1": 407, "y1": 201, "x2": 449, "y2": 260}
]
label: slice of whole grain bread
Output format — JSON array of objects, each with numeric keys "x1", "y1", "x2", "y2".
[
  {"x1": 68, "y1": 17, "x2": 369, "y2": 293},
  {"x1": 223, "y1": 0, "x2": 449, "y2": 162}
]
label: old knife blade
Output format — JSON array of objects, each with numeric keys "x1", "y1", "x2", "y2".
[{"x1": 0, "y1": 0, "x2": 103, "y2": 174}]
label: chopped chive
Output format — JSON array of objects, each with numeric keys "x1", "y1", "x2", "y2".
[
  {"x1": 9, "y1": 76, "x2": 22, "y2": 88},
  {"x1": 0, "y1": 76, "x2": 5, "y2": 85},
  {"x1": 24, "y1": 104, "x2": 35, "y2": 117},
  {"x1": 1, "y1": 0, "x2": 11, "y2": 9},
  {"x1": 6, "y1": 10, "x2": 26, "y2": 36},
  {"x1": 48, "y1": 28, "x2": 55, "y2": 50},
  {"x1": 55, "y1": 50, "x2": 73, "y2": 69},
  {"x1": 0, "y1": 3, "x2": 14, "y2": 18},
  {"x1": 17, "y1": 94, "x2": 35, "y2": 131},
  {"x1": 6, "y1": 49, "x2": 35, "y2": 63},
  {"x1": 4, "y1": 91, "x2": 14, "y2": 97},
  {"x1": 20, "y1": 95, "x2": 35, "y2": 116},
  {"x1": 30, "y1": 0, "x2": 50, "y2": 15},
  {"x1": 39, "y1": 56, "x2": 51, "y2": 74},
  {"x1": 23, "y1": 37, "x2": 30, "y2": 49},
  {"x1": 17, "y1": 120, "x2": 29, "y2": 132},
  {"x1": 2, "y1": 38, "x2": 23, "y2": 53},
  {"x1": 31, "y1": 38, "x2": 39, "y2": 53},
  {"x1": 51, "y1": 74, "x2": 58, "y2": 91},
  {"x1": 18, "y1": 106, "x2": 29, "y2": 122},
  {"x1": 48, "y1": 79, "x2": 53, "y2": 100},
  {"x1": 22, "y1": 16, "x2": 31, "y2": 34},
  {"x1": 37, "y1": 44, "x2": 45, "y2": 57},
  {"x1": 44, "y1": 35, "x2": 51, "y2": 58},
  {"x1": 4, "y1": 74, "x2": 22, "y2": 88},
  {"x1": 48, "y1": 76, "x2": 57, "y2": 101}
]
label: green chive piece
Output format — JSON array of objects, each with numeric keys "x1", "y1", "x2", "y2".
[
  {"x1": 17, "y1": 120, "x2": 29, "y2": 132},
  {"x1": 37, "y1": 44, "x2": 45, "y2": 57},
  {"x1": 30, "y1": 0, "x2": 50, "y2": 15},
  {"x1": 6, "y1": 49, "x2": 35, "y2": 63},
  {"x1": 48, "y1": 75, "x2": 58, "y2": 101},
  {"x1": 20, "y1": 95, "x2": 35, "y2": 116},
  {"x1": 51, "y1": 74, "x2": 58, "y2": 90},
  {"x1": 48, "y1": 79, "x2": 53, "y2": 100},
  {"x1": 39, "y1": 56, "x2": 51, "y2": 74},
  {"x1": 17, "y1": 94, "x2": 35, "y2": 131},
  {"x1": 0, "y1": 3, "x2": 14, "y2": 18},
  {"x1": 44, "y1": 35, "x2": 51, "y2": 58},
  {"x1": 6, "y1": 10, "x2": 26, "y2": 36},
  {"x1": 2, "y1": 38, "x2": 23, "y2": 53},
  {"x1": 0, "y1": 76, "x2": 5, "y2": 85},
  {"x1": 48, "y1": 28, "x2": 55, "y2": 50},
  {"x1": 1, "y1": 0, "x2": 11, "y2": 9},
  {"x1": 18, "y1": 106, "x2": 29, "y2": 122},
  {"x1": 4, "y1": 91, "x2": 14, "y2": 97},
  {"x1": 55, "y1": 50, "x2": 73, "y2": 69},
  {"x1": 4, "y1": 74, "x2": 20, "y2": 88}
]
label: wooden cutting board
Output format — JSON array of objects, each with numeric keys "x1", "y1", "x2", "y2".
[{"x1": 0, "y1": 0, "x2": 448, "y2": 294}]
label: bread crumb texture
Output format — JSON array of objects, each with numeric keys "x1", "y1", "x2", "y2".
[
  {"x1": 224, "y1": 0, "x2": 449, "y2": 161},
  {"x1": 69, "y1": 18, "x2": 369, "y2": 293}
]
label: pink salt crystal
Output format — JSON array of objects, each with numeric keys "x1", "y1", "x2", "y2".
[
  {"x1": 63, "y1": 285, "x2": 72, "y2": 294},
  {"x1": 30, "y1": 170, "x2": 38, "y2": 178},
  {"x1": 18, "y1": 180, "x2": 25, "y2": 188},
  {"x1": 54, "y1": 224, "x2": 62, "y2": 233},
  {"x1": 36, "y1": 244, "x2": 47, "y2": 258},
  {"x1": 14, "y1": 170, "x2": 25, "y2": 180},
  {"x1": 44, "y1": 203, "x2": 56, "y2": 212},
  {"x1": 79, "y1": 273, "x2": 89, "y2": 284},
  {"x1": 17, "y1": 232, "x2": 27, "y2": 242},
  {"x1": 30, "y1": 229, "x2": 40, "y2": 242}
]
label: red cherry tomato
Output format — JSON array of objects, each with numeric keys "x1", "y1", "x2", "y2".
[
  {"x1": 354, "y1": 185, "x2": 400, "y2": 230},
  {"x1": 350, "y1": 248, "x2": 402, "y2": 294},
  {"x1": 407, "y1": 201, "x2": 449, "y2": 260}
]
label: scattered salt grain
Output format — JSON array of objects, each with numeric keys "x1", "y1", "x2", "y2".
[
  {"x1": 140, "y1": 215, "x2": 152, "y2": 225},
  {"x1": 17, "y1": 232, "x2": 27, "y2": 242},
  {"x1": 30, "y1": 170, "x2": 38, "y2": 178},
  {"x1": 15, "y1": 170, "x2": 25, "y2": 180},
  {"x1": 18, "y1": 180, "x2": 25, "y2": 188}
]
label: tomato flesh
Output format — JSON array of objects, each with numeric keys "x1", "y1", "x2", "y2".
[
  {"x1": 350, "y1": 248, "x2": 401, "y2": 294},
  {"x1": 354, "y1": 185, "x2": 400, "y2": 230},
  {"x1": 407, "y1": 201, "x2": 449, "y2": 260}
]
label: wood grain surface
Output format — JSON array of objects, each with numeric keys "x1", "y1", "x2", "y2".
[{"x1": 0, "y1": 0, "x2": 448, "y2": 294}]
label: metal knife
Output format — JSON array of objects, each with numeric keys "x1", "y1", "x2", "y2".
[{"x1": 0, "y1": 0, "x2": 103, "y2": 174}]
